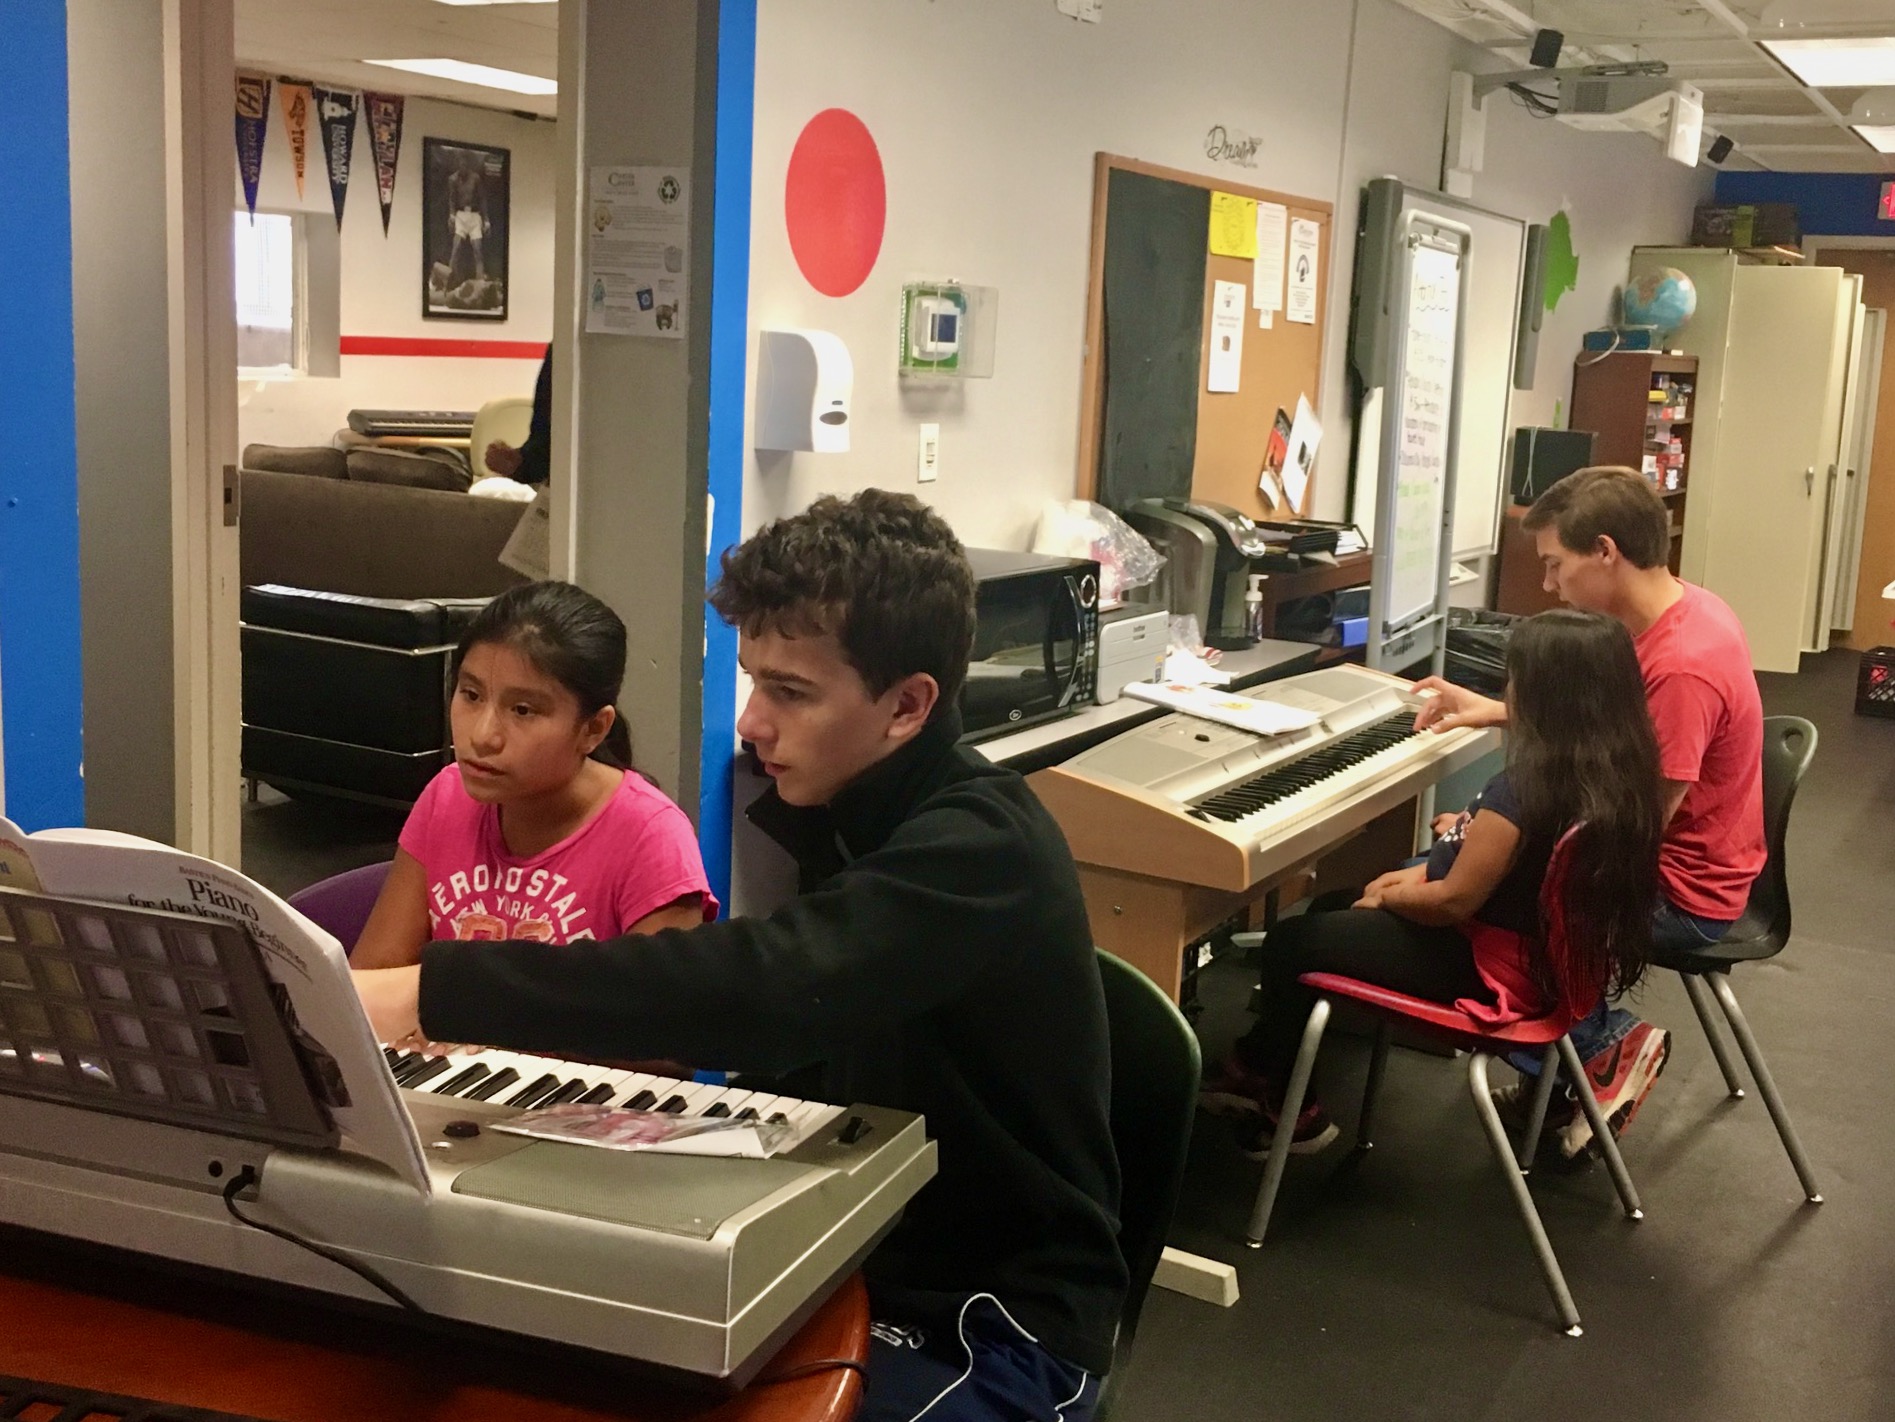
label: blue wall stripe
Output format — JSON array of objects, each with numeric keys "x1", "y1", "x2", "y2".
[
  {"x1": 698, "y1": 0, "x2": 758, "y2": 912},
  {"x1": 0, "y1": 1, "x2": 85, "y2": 831},
  {"x1": 1713, "y1": 171, "x2": 1895, "y2": 239}
]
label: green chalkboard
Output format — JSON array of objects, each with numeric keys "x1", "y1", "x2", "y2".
[{"x1": 1098, "y1": 169, "x2": 1209, "y2": 510}]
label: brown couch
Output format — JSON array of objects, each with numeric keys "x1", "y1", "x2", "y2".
[
  {"x1": 238, "y1": 465, "x2": 530, "y2": 804},
  {"x1": 240, "y1": 467, "x2": 526, "y2": 599}
]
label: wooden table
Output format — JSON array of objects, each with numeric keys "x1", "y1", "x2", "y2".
[{"x1": 0, "y1": 1232, "x2": 867, "y2": 1422}]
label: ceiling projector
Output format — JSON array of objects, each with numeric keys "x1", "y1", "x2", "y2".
[
  {"x1": 1555, "y1": 71, "x2": 1703, "y2": 139},
  {"x1": 1469, "y1": 57, "x2": 1705, "y2": 167}
]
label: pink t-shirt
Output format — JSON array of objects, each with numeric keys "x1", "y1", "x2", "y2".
[
  {"x1": 1635, "y1": 581, "x2": 1766, "y2": 921},
  {"x1": 399, "y1": 766, "x2": 717, "y2": 943}
]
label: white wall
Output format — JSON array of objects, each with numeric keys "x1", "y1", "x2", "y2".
[
  {"x1": 742, "y1": 0, "x2": 1712, "y2": 546},
  {"x1": 745, "y1": 0, "x2": 1355, "y2": 548},
  {"x1": 1463, "y1": 64, "x2": 1713, "y2": 432},
  {"x1": 235, "y1": 95, "x2": 555, "y2": 449}
]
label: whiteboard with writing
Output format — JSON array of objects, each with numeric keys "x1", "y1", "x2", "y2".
[
  {"x1": 1350, "y1": 192, "x2": 1525, "y2": 559},
  {"x1": 1386, "y1": 242, "x2": 1461, "y2": 629}
]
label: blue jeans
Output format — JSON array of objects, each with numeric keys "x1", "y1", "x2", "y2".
[
  {"x1": 1509, "y1": 897, "x2": 1734, "y2": 1076},
  {"x1": 858, "y1": 1295, "x2": 1099, "y2": 1422}
]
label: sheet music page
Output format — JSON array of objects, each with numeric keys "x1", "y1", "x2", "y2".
[
  {"x1": 7, "y1": 821, "x2": 429, "y2": 1194},
  {"x1": 1123, "y1": 681, "x2": 1323, "y2": 736}
]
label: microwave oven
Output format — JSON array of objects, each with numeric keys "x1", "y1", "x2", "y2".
[{"x1": 959, "y1": 549, "x2": 1100, "y2": 742}]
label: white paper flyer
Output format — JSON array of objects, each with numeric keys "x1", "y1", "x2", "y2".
[{"x1": 585, "y1": 164, "x2": 690, "y2": 337}]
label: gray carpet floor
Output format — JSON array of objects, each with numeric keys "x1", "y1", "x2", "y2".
[{"x1": 1113, "y1": 645, "x2": 1895, "y2": 1422}]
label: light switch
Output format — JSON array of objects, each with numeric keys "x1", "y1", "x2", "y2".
[{"x1": 918, "y1": 423, "x2": 940, "y2": 483}]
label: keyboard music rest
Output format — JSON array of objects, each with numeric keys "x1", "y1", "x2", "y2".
[
  {"x1": 0, "y1": 1226, "x2": 870, "y2": 1422},
  {"x1": 1028, "y1": 665, "x2": 1499, "y2": 1001}
]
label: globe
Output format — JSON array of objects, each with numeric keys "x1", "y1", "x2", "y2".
[{"x1": 1623, "y1": 268, "x2": 1698, "y2": 337}]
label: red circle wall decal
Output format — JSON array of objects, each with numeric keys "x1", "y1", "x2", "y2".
[{"x1": 784, "y1": 109, "x2": 886, "y2": 298}]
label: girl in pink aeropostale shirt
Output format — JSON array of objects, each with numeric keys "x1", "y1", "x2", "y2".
[{"x1": 352, "y1": 581, "x2": 715, "y2": 972}]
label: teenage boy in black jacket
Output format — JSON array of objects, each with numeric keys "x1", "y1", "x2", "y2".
[{"x1": 355, "y1": 490, "x2": 1127, "y2": 1421}]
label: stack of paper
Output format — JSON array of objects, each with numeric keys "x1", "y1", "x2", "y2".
[{"x1": 1124, "y1": 682, "x2": 1322, "y2": 736}]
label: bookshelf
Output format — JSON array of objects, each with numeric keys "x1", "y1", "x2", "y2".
[{"x1": 1569, "y1": 351, "x2": 1699, "y2": 575}]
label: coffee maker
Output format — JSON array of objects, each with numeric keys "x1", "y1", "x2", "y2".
[{"x1": 1122, "y1": 498, "x2": 1295, "y2": 650}]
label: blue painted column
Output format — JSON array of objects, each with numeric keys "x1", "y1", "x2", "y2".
[
  {"x1": 697, "y1": 0, "x2": 757, "y2": 912},
  {"x1": 0, "y1": 1, "x2": 85, "y2": 829}
]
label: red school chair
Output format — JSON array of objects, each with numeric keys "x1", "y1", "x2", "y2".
[{"x1": 1245, "y1": 833, "x2": 1641, "y2": 1336}]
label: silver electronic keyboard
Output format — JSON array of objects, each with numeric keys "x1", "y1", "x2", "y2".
[
  {"x1": 0, "y1": 886, "x2": 935, "y2": 1385},
  {"x1": 1033, "y1": 665, "x2": 1499, "y2": 893}
]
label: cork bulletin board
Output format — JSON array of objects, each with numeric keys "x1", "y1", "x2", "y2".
[{"x1": 1076, "y1": 153, "x2": 1332, "y2": 520}]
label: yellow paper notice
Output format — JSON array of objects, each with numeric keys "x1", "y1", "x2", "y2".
[{"x1": 1209, "y1": 192, "x2": 1259, "y2": 259}]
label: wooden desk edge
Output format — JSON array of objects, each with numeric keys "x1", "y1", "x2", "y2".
[{"x1": 0, "y1": 1247, "x2": 871, "y2": 1422}]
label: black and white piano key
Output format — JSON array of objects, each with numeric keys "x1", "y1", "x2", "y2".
[
  {"x1": 392, "y1": 1047, "x2": 845, "y2": 1144},
  {"x1": 505, "y1": 1073, "x2": 565, "y2": 1109},
  {"x1": 463, "y1": 1067, "x2": 522, "y2": 1101}
]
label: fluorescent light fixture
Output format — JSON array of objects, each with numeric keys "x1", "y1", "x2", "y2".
[
  {"x1": 1852, "y1": 123, "x2": 1895, "y2": 152},
  {"x1": 1851, "y1": 86, "x2": 1895, "y2": 122},
  {"x1": 1761, "y1": 37, "x2": 1895, "y2": 87},
  {"x1": 363, "y1": 58, "x2": 556, "y2": 96}
]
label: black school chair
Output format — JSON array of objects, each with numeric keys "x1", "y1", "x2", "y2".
[
  {"x1": 1095, "y1": 949, "x2": 1201, "y2": 1417},
  {"x1": 1655, "y1": 715, "x2": 1823, "y2": 1203}
]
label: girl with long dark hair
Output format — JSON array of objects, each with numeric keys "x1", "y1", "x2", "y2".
[
  {"x1": 1200, "y1": 609, "x2": 1666, "y2": 1155},
  {"x1": 351, "y1": 581, "x2": 714, "y2": 968}
]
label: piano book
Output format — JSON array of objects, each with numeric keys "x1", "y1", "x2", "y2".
[
  {"x1": 1122, "y1": 681, "x2": 1324, "y2": 737},
  {"x1": 494, "y1": 1104, "x2": 797, "y2": 1159},
  {"x1": 0, "y1": 818, "x2": 430, "y2": 1194}
]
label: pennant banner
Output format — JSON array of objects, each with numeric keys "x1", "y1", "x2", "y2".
[
  {"x1": 234, "y1": 73, "x2": 271, "y2": 219},
  {"x1": 314, "y1": 86, "x2": 359, "y2": 228},
  {"x1": 365, "y1": 92, "x2": 405, "y2": 237},
  {"x1": 279, "y1": 82, "x2": 312, "y2": 201}
]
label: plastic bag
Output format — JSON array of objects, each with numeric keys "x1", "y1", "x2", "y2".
[{"x1": 1032, "y1": 500, "x2": 1164, "y2": 607}]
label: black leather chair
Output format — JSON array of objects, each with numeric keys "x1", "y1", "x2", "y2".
[
  {"x1": 1095, "y1": 950, "x2": 1200, "y2": 1416},
  {"x1": 1653, "y1": 715, "x2": 1823, "y2": 1203},
  {"x1": 241, "y1": 585, "x2": 488, "y2": 807}
]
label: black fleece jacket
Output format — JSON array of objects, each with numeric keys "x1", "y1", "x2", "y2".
[{"x1": 418, "y1": 709, "x2": 1128, "y2": 1374}]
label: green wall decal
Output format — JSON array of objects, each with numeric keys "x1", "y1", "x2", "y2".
[{"x1": 1544, "y1": 209, "x2": 1578, "y2": 313}]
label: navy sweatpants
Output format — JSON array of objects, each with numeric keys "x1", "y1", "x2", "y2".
[{"x1": 857, "y1": 1295, "x2": 1100, "y2": 1422}]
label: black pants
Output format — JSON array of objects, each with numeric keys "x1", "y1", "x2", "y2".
[{"x1": 1233, "y1": 891, "x2": 1489, "y2": 1081}]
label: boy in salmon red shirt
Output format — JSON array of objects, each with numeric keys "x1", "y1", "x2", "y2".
[{"x1": 1411, "y1": 467, "x2": 1765, "y2": 1160}]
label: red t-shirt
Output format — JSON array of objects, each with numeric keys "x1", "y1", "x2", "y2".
[{"x1": 1635, "y1": 581, "x2": 1765, "y2": 920}]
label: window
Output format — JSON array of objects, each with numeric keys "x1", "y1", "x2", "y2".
[{"x1": 233, "y1": 210, "x2": 302, "y2": 371}]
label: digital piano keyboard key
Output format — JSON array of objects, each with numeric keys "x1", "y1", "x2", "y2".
[{"x1": 463, "y1": 1067, "x2": 521, "y2": 1101}]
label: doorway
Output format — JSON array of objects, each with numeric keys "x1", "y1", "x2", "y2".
[{"x1": 1816, "y1": 247, "x2": 1895, "y2": 652}]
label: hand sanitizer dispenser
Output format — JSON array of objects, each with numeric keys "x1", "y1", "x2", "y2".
[{"x1": 756, "y1": 329, "x2": 852, "y2": 453}]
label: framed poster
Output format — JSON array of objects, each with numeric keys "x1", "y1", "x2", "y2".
[{"x1": 422, "y1": 137, "x2": 509, "y2": 320}]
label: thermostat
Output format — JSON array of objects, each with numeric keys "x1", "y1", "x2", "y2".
[
  {"x1": 910, "y1": 294, "x2": 963, "y2": 362},
  {"x1": 898, "y1": 281, "x2": 996, "y2": 379}
]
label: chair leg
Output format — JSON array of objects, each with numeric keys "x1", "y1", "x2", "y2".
[
  {"x1": 1706, "y1": 971, "x2": 1823, "y2": 1203},
  {"x1": 1468, "y1": 1052, "x2": 1583, "y2": 1336},
  {"x1": 1517, "y1": 1043, "x2": 1561, "y2": 1173},
  {"x1": 1554, "y1": 1036, "x2": 1643, "y2": 1219},
  {"x1": 1246, "y1": 998, "x2": 1330, "y2": 1248},
  {"x1": 1354, "y1": 1021, "x2": 1392, "y2": 1153},
  {"x1": 1680, "y1": 971, "x2": 1747, "y2": 1100}
]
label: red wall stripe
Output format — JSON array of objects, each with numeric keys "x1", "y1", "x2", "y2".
[{"x1": 339, "y1": 335, "x2": 549, "y2": 360}]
